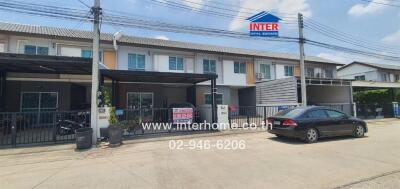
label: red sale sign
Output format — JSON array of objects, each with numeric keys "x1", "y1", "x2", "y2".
[{"x1": 172, "y1": 108, "x2": 193, "y2": 124}]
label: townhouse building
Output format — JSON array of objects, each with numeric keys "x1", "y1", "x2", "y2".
[
  {"x1": 338, "y1": 61, "x2": 400, "y2": 87},
  {"x1": 0, "y1": 22, "x2": 349, "y2": 115}
]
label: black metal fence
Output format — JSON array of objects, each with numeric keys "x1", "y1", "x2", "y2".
[
  {"x1": 0, "y1": 111, "x2": 89, "y2": 148},
  {"x1": 356, "y1": 103, "x2": 395, "y2": 119},
  {"x1": 228, "y1": 105, "x2": 298, "y2": 128},
  {"x1": 116, "y1": 107, "x2": 212, "y2": 137}
]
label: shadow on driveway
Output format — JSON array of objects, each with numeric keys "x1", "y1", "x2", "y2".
[{"x1": 268, "y1": 135, "x2": 369, "y2": 145}]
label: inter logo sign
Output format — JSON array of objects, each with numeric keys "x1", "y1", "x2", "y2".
[{"x1": 247, "y1": 11, "x2": 281, "y2": 37}]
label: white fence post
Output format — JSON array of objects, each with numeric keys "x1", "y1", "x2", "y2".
[
  {"x1": 393, "y1": 102, "x2": 399, "y2": 118},
  {"x1": 353, "y1": 103, "x2": 357, "y2": 118}
]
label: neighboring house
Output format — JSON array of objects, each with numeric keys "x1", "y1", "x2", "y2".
[
  {"x1": 337, "y1": 62, "x2": 400, "y2": 118},
  {"x1": 0, "y1": 22, "x2": 348, "y2": 114},
  {"x1": 338, "y1": 62, "x2": 400, "y2": 83},
  {"x1": 338, "y1": 61, "x2": 400, "y2": 89}
]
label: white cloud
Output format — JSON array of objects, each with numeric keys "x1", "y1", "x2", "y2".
[
  {"x1": 229, "y1": 0, "x2": 312, "y2": 31},
  {"x1": 182, "y1": 0, "x2": 204, "y2": 10},
  {"x1": 154, "y1": 35, "x2": 169, "y2": 40},
  {"x1": 348, "y1": 0, "x2": 389, "y2": 17},
  {"x1": 382, "y1": 30, "x2": 400, "y2": 43}
]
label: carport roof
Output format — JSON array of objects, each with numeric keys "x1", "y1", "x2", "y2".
[
  {"x1": 101, "y1": 69, "x2": 217, "y2": 84},
  {"x1": 0, "y1": 52, "x2": 92, "y2": 74},
  {"x1": 0, "y1": 53, "x2": 217, "y2": 84}
]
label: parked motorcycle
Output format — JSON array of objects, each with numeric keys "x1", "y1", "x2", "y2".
[{"x1": 56, "y1": 111, "x2": 90, "y2": 136}]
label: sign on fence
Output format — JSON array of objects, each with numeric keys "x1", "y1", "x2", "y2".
[
  {"x1": 172, "y1": 108, "x2": 193, "y2": 124},
  {"x1": 278, "y1": 105, "x2": 290, "y2": 111}
]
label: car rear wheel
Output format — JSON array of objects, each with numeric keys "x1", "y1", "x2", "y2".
[
  {"x1": 305, "y1": 128, "x2": 318, "y2": 143},
  {"x1": 354, "y1": 125, "x2": 365, "y2": 138}
]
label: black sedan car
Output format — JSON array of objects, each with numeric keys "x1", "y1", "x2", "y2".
[{"x1": 268, "y1": 106, "x2": 367, "y2": 143}]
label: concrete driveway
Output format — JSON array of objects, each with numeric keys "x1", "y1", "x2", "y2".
[{"x1": 0, "y1": 119, "x2": 399, "y2": 189}]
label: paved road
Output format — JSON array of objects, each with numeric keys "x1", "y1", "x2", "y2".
[{"x1": 0, "y1": 119, "x2": 399, "y2": 189}]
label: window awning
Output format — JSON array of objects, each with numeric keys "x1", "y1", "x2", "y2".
[{"x1": 101, "y1": 69, "x2": 217, "y2": 84}]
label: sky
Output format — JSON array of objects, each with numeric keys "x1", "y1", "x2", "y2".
[{"x1": 1, "y1": 0, "x2": 400, "y2": 65}]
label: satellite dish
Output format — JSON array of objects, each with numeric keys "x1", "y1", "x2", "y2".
[{"x1": 113, "y1": 31, "x2": 123, "y2": 51}]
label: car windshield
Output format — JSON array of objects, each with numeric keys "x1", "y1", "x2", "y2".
[{"x1": 274, "y1": 108, "x2": 305, "y2": 118}]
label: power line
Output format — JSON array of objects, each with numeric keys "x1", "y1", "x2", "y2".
[
  {"x1": 2, "y1": 0, "x2": 400, "y2": 62},
  {"x1": 145, "y1": 0, "x2": 298, "y2": 23},
  {"x1": 359, "y1": 0, "x2": 400, "y2": 8},
  {"x1": 306, "y1": 39, "x2": 400, "y2": 61},
  {"x1": 77, "y1": 0, "x2": 91, "y2": 8},
  {"x1": 303, "y1": 17, "x2": 400, "y2": 55}
]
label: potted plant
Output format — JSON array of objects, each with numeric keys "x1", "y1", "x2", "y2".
[
  {"x1": 108, "y1": 107, "x2": 123, "y2": 146},
  {"x1": 99, "y1": 86, "x2": 123, "y2": 146}
]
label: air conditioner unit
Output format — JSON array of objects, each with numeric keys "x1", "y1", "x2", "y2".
[{"x1": 256, "y1": 73, "x2": 265, "y2": 79}]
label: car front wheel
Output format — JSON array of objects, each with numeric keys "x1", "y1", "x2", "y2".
[
  {"x1": 354, "y1": 125, "x2": 365, "y2": 138},
  {"x1": 305, "y1": 128, "x2": 318, "y2": 143}
]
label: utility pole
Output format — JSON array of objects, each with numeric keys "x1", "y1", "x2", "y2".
[
  {"x1": 298, "y1": 13, "x2": 307, "y2": 107},
  {"x1": 90, "y1": 0, "x2": 101, "y2": 144}
]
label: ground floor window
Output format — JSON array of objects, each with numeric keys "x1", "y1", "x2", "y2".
[
  {"x1": 127, "y1": 92, "x2": 154, "y2": 109},
  {"x1": 395, "y1": 74, "x2": 400, "y2": 82},
  {"x1": 204, "y1": 93, "x2": 223, "y2": 105},
  {"x1": 127, "y1": 92, "x2": 154, "y2": 122},
  {"x1": 21, "y1": 92, "x2": 58, "y2": 112}
]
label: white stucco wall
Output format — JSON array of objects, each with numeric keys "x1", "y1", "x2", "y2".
[{"x1": 222, "y1": 60, "x2": 246, "y2": 86}]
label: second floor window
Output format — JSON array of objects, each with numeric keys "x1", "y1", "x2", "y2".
[
  {"x1": 314, "y1": 68, "x2": 325, "y2": 78},
  {"x1": 234, "y1": 61, "x2": 246, "y2": 74},
  {"x1": 81, "y1": 49, "x2": 103, "y2": 62},
  {"x1": 284, "y1": 65, "x2": 294, "y2": 76},
  {"x1": 24, "y1": 45, "x2": 48, "y2": 55},
  {"x1": 128, "y1": 53, "x2": 145, "y2": 71},
  {"x1": 381, "y1": 73, "x2": 389, "y2": 82},
  {"x1": 260, "y1": 64, "x2": 271, "y2": 79},
  {"x1": 396, "y1": 74, "x2": 400, "y2": 82},
  {"x1": 203, "y1": 59, "x2": 216, "y2": 73},
  {"x1": 355, "y1": 75, "x2": 366, "y2": 81},
  {"x1": 169, "y1": 56, "x2": 184, "y2": 71},
  {"x1": 325, "y1": 69, "x2": 333, "y2": 78},
  {"x1": 306, "y1": 67, "x2": 314, "y2": 78}
]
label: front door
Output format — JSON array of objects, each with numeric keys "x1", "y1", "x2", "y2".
[{"x1": 127, "y1": 92, "x2": 153, "y2": 122}]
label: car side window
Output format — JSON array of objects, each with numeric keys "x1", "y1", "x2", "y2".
[
  {"x1": 326, "y1": 110, "x2": 346, "y2": 118},
  {"x1": 305, "y1": 110, "x2": 328, "y2": 119}
]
